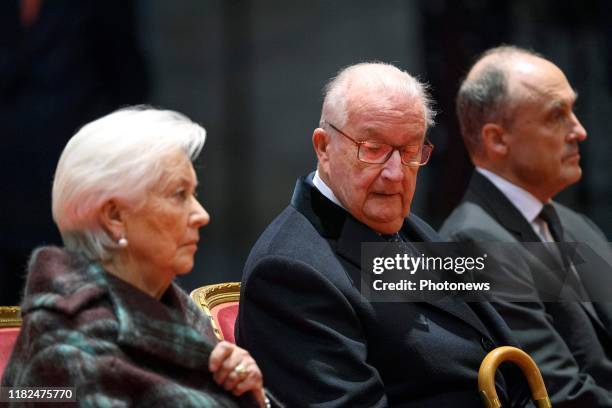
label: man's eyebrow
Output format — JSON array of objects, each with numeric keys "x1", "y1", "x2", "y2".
[
  {"x1": 549, "y1": 91, "x2": 578, "y2": 110},
  {"x1": 362, "y1": 127, "x2": 382, "y2": 139},
  {"x1": 549, "y1": 100, "x2": 565, "y2": 110},
  {"x1": 362, "y1": 124, "x2": 423, "y2": 137},
  {"x1": 564, "y1": 90, "x2": 579, "y2": 105}
]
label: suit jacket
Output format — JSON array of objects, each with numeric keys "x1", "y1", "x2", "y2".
[
  {"x1": 440, "y1": 171, "x2": 612, "y2": 407},
  {"x1": 236, "y1": 173, "x2": 531, "y2": 407}
]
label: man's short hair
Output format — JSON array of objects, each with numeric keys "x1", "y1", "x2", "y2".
[
  {"x1": 319, "y1": 62, "x2": 436, "y2": 131},
  {"x1": 456, "y1": 45, "x2": 543, "y2": 157}
]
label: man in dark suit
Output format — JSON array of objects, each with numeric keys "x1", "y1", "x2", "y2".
[
  {"x1": 237, "y1": 62, "x2": 531, "y2": 407},
  {"x1": 440, "y1": 46, "x2": 612, "y2": 406}
]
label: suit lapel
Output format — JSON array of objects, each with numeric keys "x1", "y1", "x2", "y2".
[
  {"x1": 292, "y1": 173, "x2": 498, "y2": 339},
  {"x1": 466, "y1": 173, "x2": 568, "y2": 270},
  {"x1": 466, "y1": 172, "x2": 541, "y2": 242},
  {"x1": 467, "y1": 173, "x2": 610, "y2": 335},
  {"x1": 561, "y1": 219, "x2": 609, "y2": 333},
  {"x1": 336, "y1": 206, "x2": 495, "y2": 339},
  {"x1": 291, "y1": 173, "x2": 347, "y2": 240}
]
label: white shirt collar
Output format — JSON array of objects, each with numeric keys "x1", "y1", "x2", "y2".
[
  {"x1": 476, "y1": 167, "x2": 544, "y2": 223},
  {"x1": 313, "y1": 170, "x2": 346, "y2": 210},
  {"x1": 312, "y1": 171, "x2": 397, "y2": 237}
]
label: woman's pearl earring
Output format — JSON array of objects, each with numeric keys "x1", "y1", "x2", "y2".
[{"x1": 118, "y1": 236, "x2": 128, "y2": 248}]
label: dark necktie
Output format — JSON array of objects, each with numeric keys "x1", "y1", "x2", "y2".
[
  {"x1": 381, "y1": 232, "x2": 418, "y2": 256},
  {"x1": 539, "y1": 204, "x2": 564, "y2": 242},
  {"x1": 539, "y1": 204, "x2": 588, "y2": 299},
  {"x1": 382, "y1": 232, "x2": 404, "y2": 242},
  {"x1": 539, "y1": 203, "x2": 567, "y2": 267},
  {"x1": 388, "y1": 234, "x2": 425, "y2": 269}
]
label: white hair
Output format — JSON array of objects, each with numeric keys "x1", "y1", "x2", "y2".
[
  {"x1": 320, "y1": 62, "x2": 435, "y2": 130},
  {"x1": 52, "y1": 105, "x2": 206, "y2": 262}
]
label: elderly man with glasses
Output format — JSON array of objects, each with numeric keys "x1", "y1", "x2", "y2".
[{"x1": 236, "y1": 62, "x2": 531, "y2": 407}]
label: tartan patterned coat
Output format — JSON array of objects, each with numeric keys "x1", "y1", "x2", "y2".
[{"x1": 1, "y1": 246, "x2": 249, "y2": 407}]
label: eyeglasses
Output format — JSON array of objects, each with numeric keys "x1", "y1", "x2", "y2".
[{"x1": 325, "y1": 122, "x2": 434, "y2": 167}]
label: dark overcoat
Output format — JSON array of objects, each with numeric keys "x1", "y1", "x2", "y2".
[
  {"x1": 2, "y1": 246, "x2": 247, "y2": 407},
  {"x1": 237, "y1": 174, "x2": 532, "y2": 407}
]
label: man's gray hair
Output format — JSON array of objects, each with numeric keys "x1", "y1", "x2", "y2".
[
  {"x1": 52, "y1": 105, "x2": 206, "y2": 262},
  {"x1": 320, "y1": 62, "x2": 435, "y2": 130},
  {"x1": 456, "y1": 45, "x2": 543, "y2": 157}
]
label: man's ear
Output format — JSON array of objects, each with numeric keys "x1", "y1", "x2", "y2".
[
  {"x1": 98, "y1": 199, "x2": 126, "y2": 241},
  {"x1": 481, "y1": 123, "x2": 509, "y2": 157},
  {"x1": 312, "y1": 128, "x2": 332, "y2": 172}
]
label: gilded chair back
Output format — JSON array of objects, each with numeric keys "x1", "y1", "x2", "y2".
[
  {"x1": 190, "y1": 282, "x2": 240, "y2": 343},
  {"x1": 0, "y1": 306, "x2": 22, "y2": 377}
]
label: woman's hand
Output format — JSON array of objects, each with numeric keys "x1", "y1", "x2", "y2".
[{"x1": 209, "y1": 341, "x2": 266, "y2": 407}]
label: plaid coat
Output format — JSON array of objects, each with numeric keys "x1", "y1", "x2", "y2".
[{"x1": 1, "y1": 246, "x2": 252, "y2": 407}]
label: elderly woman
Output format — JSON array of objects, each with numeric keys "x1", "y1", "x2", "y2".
[{"x1": 1, "y1": 107, "x2": 269, "y2": 407}]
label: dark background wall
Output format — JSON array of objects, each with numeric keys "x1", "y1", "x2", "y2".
[{"x1": 2, "y1": 0, "x2": 611, "y2": 302}]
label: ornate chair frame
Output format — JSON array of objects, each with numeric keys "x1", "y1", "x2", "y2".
[
  {"x1": 0, "y1": 306, "x2": 21, "y2": 328},
  {"x1": 190, "y1": 282, "x2": 240, "y2": 341}
]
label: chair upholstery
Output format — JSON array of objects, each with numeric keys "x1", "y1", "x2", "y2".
[
  {"x1": 190, "y1": 283, "x2": 240, "y2": 344},
  {"x1": 0, "y1": 306, "x2": 22, "y2": 377}
]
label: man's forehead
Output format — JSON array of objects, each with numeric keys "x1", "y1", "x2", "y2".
[
  {"x1": 343, "y1": 88, "x2": 426, "y2": 135},
  {"x1": 513, "y1": 75, "x2": 577, "y2": 105},
  {"x1": 352, "y1": 119, "x2": 426, "y2": 146},
  {"x1": 360, "y1": 116, "x2": 425, "y2": 133},
  {"x1": 503, "y1": 59, "x2": 574, "y2": 105},
  {"x1": 348, "y1": 92, "x2": 425, "y2": 120}
]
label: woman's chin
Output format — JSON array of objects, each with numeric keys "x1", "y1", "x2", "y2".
[{"x1": 173, "y1": 259, "x2": 195, "y2": 276}]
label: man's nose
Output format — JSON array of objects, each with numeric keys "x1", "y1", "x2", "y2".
[
  {"x1": 381, "y1": 150, "x2": 404, "y2": 182},
  {"x1": 568, "y1": 112, "x2": 587, "y2": 142}
]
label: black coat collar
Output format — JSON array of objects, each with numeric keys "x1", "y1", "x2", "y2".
[{"x1": 290, "y1": 173, "x2": 498, "y2": 340}]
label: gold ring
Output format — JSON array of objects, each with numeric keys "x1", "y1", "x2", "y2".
[{"x1": 233, "y1": 364, "x2": 248, "y2": 379}]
